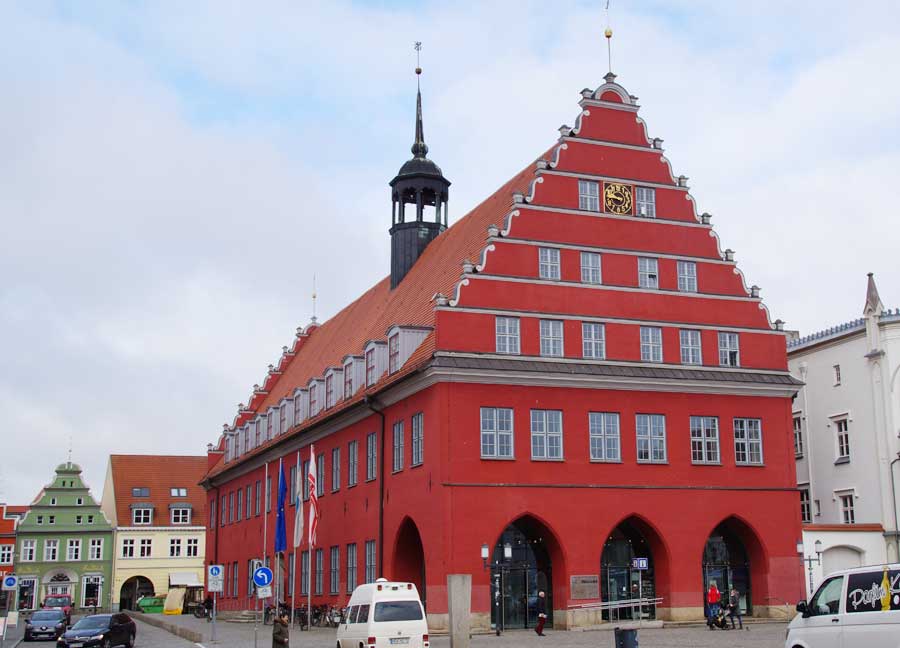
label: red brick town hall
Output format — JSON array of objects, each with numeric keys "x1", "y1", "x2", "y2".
[{"x1": 200, "y1": 68, "x2": 804, "y2": 630}]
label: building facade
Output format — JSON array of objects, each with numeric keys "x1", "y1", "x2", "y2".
[
  {"x1": 789, "y1": 274, "x2": 900, "y2": 596},
  {"x1": 99, "y1": 455, "x2": 208, "y2": 610},
  {"x1": 202, "y1": 70, "x2": 804, "y2": 629},
  {"x1": 0, "y1": 504, "x2": 27, "y2": 608},
  {"x1": 15, "y1": 463, "x2": 113, "y2": 610}
]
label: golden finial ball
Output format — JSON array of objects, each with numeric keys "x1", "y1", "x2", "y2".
[
  {"x1": 605, "y1": 27, "x2": 613, "y2": 39},
  {"x1": 415, "y1": 67, "x2": 422, "y2": 75}
]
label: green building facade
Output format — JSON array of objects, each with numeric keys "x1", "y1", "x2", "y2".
[{"x1": 15, "y1": 462, "x2": 113, "y2": 610}]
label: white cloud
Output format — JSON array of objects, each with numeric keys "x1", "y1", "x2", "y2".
[{"x1": 0, "y1": 1, "x2": 898, "y2": 503}]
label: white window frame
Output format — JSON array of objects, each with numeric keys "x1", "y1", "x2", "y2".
[
  {"x1": 833, "y1": 364, "x2": 842, "y2": 386},
  {"x1": 121, "y1": 538, "x2": 134, "y2": 559},
  {"x1": 538, "y1": 247, "x2": 561, "y2": 280},
  {"x1": 332, "y1": 447, "x2": 341, "y2": 492},
  {"x1": 636, "y1": 414, "x2": 667, "y2": 463},
  {"x1": 635, "y1": 186, "x2": 656, "y2": 218},
  {"x1": 392, "y1": 421, "x2": 404, "y2": 473},
  {"x1": 640, "y1": 326, "x2": 663, "y2": 363},
  {"x1": 495, "y1": 317, "x2": 521, "y2": 355},
  {"x1": 366, "y1": 432, "x2": 377, "y2": 481},
  {"x1": 187, "y1": 538, "x2": 199, "y2": 557},
  {"x1": 690, "y1": 416, "x2": 720, "y2": 464},
  {"x1": 589, "y1": 412, "x2": 620, "y2": 462},
  {"x1": 718, "y1": 332, "x2": 740, "y2": 367},
  {"x1": 677, "y1": 260, "x2": 697, "y2": 292},
  {"x1": 638, "y1": 257, "x2": 659, "y2": 289},
  {"x1": 132, "y1": 508, "x2": 152, "y2": 525},
  {"x1": 365, "y1": 349, "x2": 376, "y2": 386},
  {"x1": 530, "y1": 410, "x2": 563, "y2": 460},
  {"x1": 800, "y1": 488, "x2": 811, "y2": 524},
  {"x1": 171, "y1": 507, "x2": 191, "y2": 525},
  {"x1": 793, "y1": 415, "x2": 803, "y2": 457},
  {"x1": 679, "y1": 329, "x2": 702, "y2": 365},
  {"x1": 44, "y1": 539, "x2": 59, "y2": 562},
  {"x1": 89, "y1": 538, "x2": 103, "y2": 561},
  {"x1": 348, "y1": 440, "x2": 359, "y2": 487},
  {"x1": 578, "y1": 179, "x2": 600, "y2": 212},
  {"x1": 388, "y1": 334, "x2": 400, "y2": 374},
  {"x1": 0, "y1": 544, "x2": 12, "y2": 565},
  {"x1": 580, "y1": 251, "x2": 602, "y2": 284},
  {"x1": 67, "y1": 538, "x2": 81, "y2": 561},
  {"x1": 734, "y1": 418, "x2": 763, "y2": 465},
  {"x1": 169, "y1": 538, "x2": 182, "y2": 558},
  {"x1": 480, "y1": 407, "x2": 514, "y2": 459},
  {"x1": 539, "y1": 319, "x2": 564, "y2": 357},
  {"x1": 139, "y1": 538, "x2": 152, "y2": 558},
  {"x1": 836, "y1": 418, "x2": 850, "y2": 461},
  {"x1": 330, "y1": 545, "x2": 340, "y2": 595},
  {"x1": 21, "y1": 539, "x2": 36, "y2": 562},
  {"x1": 582, "y1": 322, "x2": 605, "y2": 359},
  {"x1": 365, "y1": 540, "x2": 377, "y2": 584},
  {"x1": 840, "y1": 493, "x2": 856, "y2": 524}
]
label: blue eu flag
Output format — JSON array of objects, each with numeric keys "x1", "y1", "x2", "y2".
[{"x1": 274, "y1": 461, "x2": 288, "y2": 553}]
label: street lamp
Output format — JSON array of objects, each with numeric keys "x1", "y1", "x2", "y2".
[
  {"x1": 481, "y1": 542, "x2": 514, "y2": 636},
  {"x1": 797, "y1": 539, "x2": 823, "y2": 597}
]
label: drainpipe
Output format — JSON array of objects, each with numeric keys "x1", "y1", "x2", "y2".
[
  {"x1": 365, "y1": 395, "x2": 386, "y2": 579},
  {"x1": 213, "y1": 485, "x2": 220, "y2": 565}
]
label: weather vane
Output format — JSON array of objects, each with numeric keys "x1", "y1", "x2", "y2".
[
  {"x1": 414, "y1": 41, "x2": 423, "y2": 85},
  {"x1": 312, "y1": 274, "x2": 317, "y2": 323}
]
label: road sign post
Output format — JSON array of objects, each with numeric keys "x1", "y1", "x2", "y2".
[
  {"x1": 207, "y1": 565, "x2": 224, "y2": 643},
  {"x1": 252, "y1": 565, "x2": 273, "y2": 648},
  {"x1": 1, "y1": 574, "x2": 16, "y2": 648}
]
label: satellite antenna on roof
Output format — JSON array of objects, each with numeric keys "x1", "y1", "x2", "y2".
[{"x1": 604, "y1": 0, "x2": 613, "y2": 73}]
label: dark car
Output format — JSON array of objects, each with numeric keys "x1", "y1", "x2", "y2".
[
  {"x1": 56, "y1": 613, "x2": 136, "y2": 648},
  {"x1": 24, "y1": 609, "x2": 67, "y2": 641},
  {"x1": 41, "y1": 595, "x2": 73, "y2": 624}
]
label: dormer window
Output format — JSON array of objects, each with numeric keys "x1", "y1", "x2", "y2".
[
  {"x1": 325, "y1": 374, "x2": 334, "y2": 408},
  {"x1": 268, "y1": 410, "x2": 277, "y2": 438},
  {"x1": 132, "y1": 507, "x2": 152, "y2": 525},
  {"x1": 389, "y1": 334, "x2": 400, "y2": 374},
  {"x1": 171, "y1": 506, "x2": 191, "y2": 525},
  {"x1": 294, "y1": 393, "x2": 304, "y2": 424},
  {"x1": 366, "y1": 349, "x2": 376, "y2": 386},
  {"x1": 309, "y1": 384, "x2": 318, "y2": 416},
  {"x1": 344, "y1": 364, "x2": 353, "y2": 399},
  {"x1": 258, "y1": 416, "x2": 268, "y2": 442},
  {"x1": 280, "y1": 403, "x2": 288, "y2": 431}
]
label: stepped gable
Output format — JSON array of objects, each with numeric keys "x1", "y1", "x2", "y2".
[{"x1": 448, "y1": 73, "x2": 776, "y2": 334}]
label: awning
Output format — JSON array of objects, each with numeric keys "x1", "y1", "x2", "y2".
[{"x1": 169, "y1": 572, "x2": 202, "y2": 587}]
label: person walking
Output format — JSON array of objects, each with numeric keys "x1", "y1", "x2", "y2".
[
  {"x1": 202, "y1": 594, "x2": 213, "y2": 622},
  {"x1": 273, "y1": 610, "x2": 290, "y2": 647},
  {"x1": 706, "y1": 582, "x2": 721, "y2": 630},
  {"x1": 727, "y1": 587, "x2": 744, "y2": 630},
  {"x1": 534, "y1": 591, "x2": 547, "y2": 636}
]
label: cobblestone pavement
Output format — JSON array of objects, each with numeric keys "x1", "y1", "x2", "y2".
[
  {"x1": 133, "y1": 619, "x2": 201, "y2": 648},
  {"x1": 149, "y1": 613, "x2": 789, "y2": 648}
]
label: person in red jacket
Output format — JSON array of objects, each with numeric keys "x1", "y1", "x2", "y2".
[
  {"x1": 534, "y1": 591, "x2": 547, "y2": 636},
  {"x1": 706, "y1": 582, "x2": 722, "y2": 630}
]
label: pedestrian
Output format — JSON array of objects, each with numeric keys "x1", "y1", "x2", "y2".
[
  {"x1": 534, "y1": 591, "x2": 547, "y2": 636},
  {"x1": 273, "y1": 609, "x2": 290, "y2": 647},
  {"x1": 706, "y1": 582, "x2": 721, "y2": 630},
  {"x1": 203, "y1": 594, "x2": 213, "y2": 622},
  {"x1": 727, "y1": 587, "x2": 744, "y2": 630}
]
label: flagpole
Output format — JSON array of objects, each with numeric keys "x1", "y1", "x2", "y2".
[
  {"x1": 276, "y1": 458, "x2": 283, "y2": 608},
  {"x1": 291, "y1": 449, "x2": 300, "y2": 628}
]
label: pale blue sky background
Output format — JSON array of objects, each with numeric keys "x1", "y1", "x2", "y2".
[{"x1": 2, "y1": 1, "x2": 899, "y2": 503}]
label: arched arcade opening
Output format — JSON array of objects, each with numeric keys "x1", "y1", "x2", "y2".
[
  {"x1": 119, "y1": 576, "x2": 155, "y2": 611},
  {"x1": 600, "y1": 515, "x2": 669, "y2": 621},
  {"x1": 489, "y1": 515, "x2": 564, "y2": 631},
  {"x1": 392, "y1": 517, "x2": 426, "y2": 608},
  {"x1": 702, "y1": 517, "x2": 767, "y2": 617}
]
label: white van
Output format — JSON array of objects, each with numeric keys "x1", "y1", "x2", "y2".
[
  {"x1": 336, "y1": 578, "x2": 429, "y2": 648},
  {"x1": 785, "y1": 562, "x2": 899, "y2": 648}
]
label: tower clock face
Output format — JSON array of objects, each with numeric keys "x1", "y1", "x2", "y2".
[{"x1": 604, "y1": 183, "x2": 633, "y2": 215}]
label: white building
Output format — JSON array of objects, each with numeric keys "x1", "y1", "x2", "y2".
[{"x1": 788, "y1": 273, "x2": 900, "y2": 596}]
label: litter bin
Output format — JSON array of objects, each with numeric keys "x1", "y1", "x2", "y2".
[{"x1": 613, "y1": 627, "x2": 638, "y2": 648}]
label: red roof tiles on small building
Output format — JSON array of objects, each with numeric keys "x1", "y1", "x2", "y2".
[{"x1": 109, "y1": 455, "x2": 208, "y2": 527}]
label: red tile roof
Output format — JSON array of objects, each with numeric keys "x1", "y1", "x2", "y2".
[
  {"x1": 207, "y1": 153, "x2": 545, "y2": 479},
  {"x1": 109, "y1": 455, "x2": 208, "y2": 527}
]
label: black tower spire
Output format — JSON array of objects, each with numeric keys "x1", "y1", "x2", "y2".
[{"x1": 389, "y1": 43, "x2": 450, "y2": 289}]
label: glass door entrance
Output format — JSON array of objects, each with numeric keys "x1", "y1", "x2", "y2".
[{"x1": 491, "y1": 566, "x2": 551, "y2": 629}]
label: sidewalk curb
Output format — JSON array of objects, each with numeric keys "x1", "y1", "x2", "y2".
[{"x1": 131, "y1": 611, "x2": 204, "y2": 643}]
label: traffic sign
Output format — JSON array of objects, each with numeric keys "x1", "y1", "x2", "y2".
[
  {"x1": 2, "y1": 575, "x2": 17, "y2": 591},
  {"x1": 631, "y1": 557, "x2": 649, "y2": 571},
  {"x1": 252, "y1": 566, "x2": 273, "y2": 588},
  {"x1": 207, "y1": 565, "x2": 224, "y2": 593},
  {"x1": 257, "y1": 585, "x2": 272, "y2": 599}
]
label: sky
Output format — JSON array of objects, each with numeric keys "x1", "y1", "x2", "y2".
[{"x1": 2, "y1": 1, "x2": 899, "y2": 504}]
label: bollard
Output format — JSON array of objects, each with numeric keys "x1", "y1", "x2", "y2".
[{"x1": 613, "y1": 626, "x2": 639, "y2": 648}]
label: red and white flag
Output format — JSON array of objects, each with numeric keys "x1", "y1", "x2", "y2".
[{"x1": 307, "y1": 444, "x2": 320, "y2": 546}]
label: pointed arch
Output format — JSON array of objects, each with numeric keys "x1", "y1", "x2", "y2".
[
  {"x1": 392, "y1": 516, "x2": 426, "y2": 605},
  {"x1": 701, "y1": 515, "x2": 769, "y2": 614}
]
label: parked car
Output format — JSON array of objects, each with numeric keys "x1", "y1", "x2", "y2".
[
  {"x1": 41, "y1": 595, "x2": 72, "y2": 624},
  {"x1": 24, "y1": 609, "x2": 67, "y2": 642},
  {"x1": 56, "y1": 613, "x2": 136, "y2": 648},
  {"x1": 786, "y1": 562, "x2": 899, "y2": 648},
  {"x1": 337, "y1": 579, "x2": 429, "y2": 648}
]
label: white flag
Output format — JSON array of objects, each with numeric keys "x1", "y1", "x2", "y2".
[{"x1": 293, "y1": 452, "x2": 303, "y2": 548}]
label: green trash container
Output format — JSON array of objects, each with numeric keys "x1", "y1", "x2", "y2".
[
  {"x1": 136, "y1": 596, "x2": 166, "y2": 614},
  {"x1": 614, "y1": 627, "x2": 638, "y2": 648}
]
